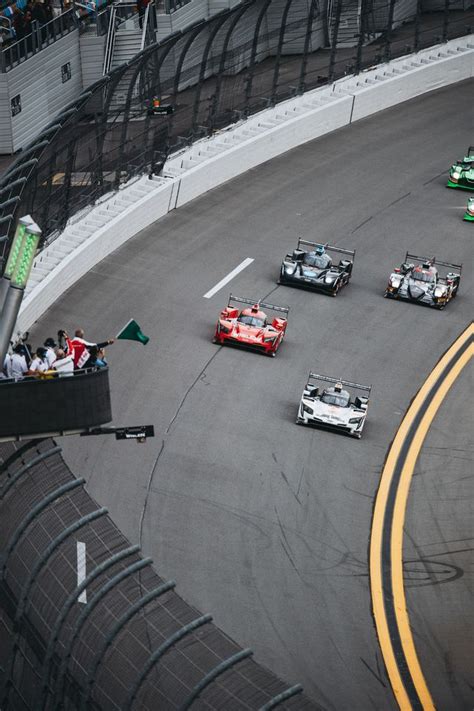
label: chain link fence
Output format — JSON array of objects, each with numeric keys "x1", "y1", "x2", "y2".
[{"x1": 0, "y1": 438, "x2": 321, "y2": 709}]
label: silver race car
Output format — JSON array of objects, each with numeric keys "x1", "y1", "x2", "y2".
[
  {"x1": 296, "y1": 373, "x2": 371, "y2": 439},
  {"x1": 278, "y1": 240, "x2": 355, "y2": 296},
  {"x1": 384, "y1": 252, "x2": 461, "y2": 309}
]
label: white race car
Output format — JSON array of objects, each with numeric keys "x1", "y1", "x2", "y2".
[{"x1": 296, "y1": 373, "x2": 371, "y2": 439}]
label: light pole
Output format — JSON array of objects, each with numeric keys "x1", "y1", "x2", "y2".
[
  {"x1": 0, "y1": 215, "x2": 34, "y2": 312},
  {"x1": 0, "y1": 218, "x2": 41, "y2": 365}
]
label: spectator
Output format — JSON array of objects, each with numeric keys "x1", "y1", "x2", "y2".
[
  {"x1": 88, "y1": 346, "x2": 107, "y2": 369},
  {"x1": 23, "y1": 9, "x2": 32, "y2": 50},
  {"x1": 13, "y1": 10, "x2": 25, "y2": 40},
  {"x1": 69, "y1": 328, "x2": 114, "y2": 369},
  {"x1": 31, "y1": 0, "x2": 46, "y2": 24},
  {"x1": 53, "y1": 347, "x2": 74, "y2": 376},
  {"x1": 43, "y1": 0, "x2": 53, "y2": 22},
  {"x1": 28, "y1": 347, "x2": 49, "y2": 376},
  {"x1": 43, "y1": 337, "x2": 57, "y2": 368},
  {"x1": 3, "y1": 344, "x2": 29, "y2": 381},
  {"x1": 136, "y1": 0, "x2": 149, "y2": 30}
]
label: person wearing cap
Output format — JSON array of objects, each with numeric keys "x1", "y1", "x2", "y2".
[
  {"x1": 43, "y1": 337, "x2": 57, "y2": 368},
  {"x1": 28, "y1": 347, "x2": 50, "y2": 376}
]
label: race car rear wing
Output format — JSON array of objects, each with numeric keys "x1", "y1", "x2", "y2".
[
  {"x1": 228, "y1": 294, "x2": 290, "y2": 316},
  {"x1": 307, "y1": 372, "x2": 372, "y2": 394},
  {"x1": 298, "y1": 239, "x2": 355, "y2": 259},
  {"x1": 404, "y1": 252, "x2": 462, "y2": 273}
]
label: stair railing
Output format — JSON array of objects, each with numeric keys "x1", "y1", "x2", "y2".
[
  {"x1": 103, "y1": 4, "x2": 117, "y2": 74},
  {"x1": 140, "y1": 2, "x2": 150, "y2": 50}
]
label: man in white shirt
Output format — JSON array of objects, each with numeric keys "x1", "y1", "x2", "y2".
[
  {"x1": 43, "y1": 337, "x2": 57, "y2": 368},
  {"x1": 29, "y1": 347, "x2": 49, "y2": 376},
  {"x1": 3, "y1": 345, "x2": 29, "y2": 380},
  {"x1": 53, "y1": 348, "x2": 74, "y2": 377}
]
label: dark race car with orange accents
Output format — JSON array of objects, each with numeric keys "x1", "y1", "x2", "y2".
[
  {"x1": 384, "y1": 253, "x2": 461, "y2": 310},
  {"x1": 213, "y1": 295, "x2": 289, "y2": 357}
]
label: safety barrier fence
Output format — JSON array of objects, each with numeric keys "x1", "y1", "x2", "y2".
[
  {"x1": 0, "y1": 438, "x2": 317, "y2": 709},
  {"x1": 0, "y1": 0, "x2": 472, "y2": 272}
]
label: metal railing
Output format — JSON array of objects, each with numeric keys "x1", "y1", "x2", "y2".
[
  {"x1": 0, "y1": 8, "x2": 78, "y2": 72},
  {"x1": 102, "y1": 2, "x2": 117, "y2": 73},
  {"x1": 0, "y1": 0, "x2": 472, "y2": 268}
]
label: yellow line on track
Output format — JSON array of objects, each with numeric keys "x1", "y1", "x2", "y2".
[{"x1": 370, "y1": 323, "x2": 474, "y2": 711}]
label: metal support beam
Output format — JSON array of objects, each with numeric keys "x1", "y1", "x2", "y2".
[
  {"x1": 124, "y1": 614, "x2": 213, "y2": 710},
  {"x1": 0, "y1": 284, "x2": 24, "y2": 363},
  {"x1": 0, "y1": 445, "x2": 62, "y2": 500},
  {"x1": 258, "y1": 684, "x2": 304, "y2": 710},
  {"x1": 0, "y1": 478, "x2": 85, "y2": 578},
  {"x1": 81, "y1": 579, "x2": 176, "y2": 710},
  {"x1": 270, "y1": 0, "x2": 296, "y2": 105},
  {"x1": 180, "y1": 648, "x2": 253, "y2": 710},
  {"x1": 40, "y1": 545, "x2": 141, "y2": 709},
  {"x1": 52, "y1": 557, "x2": 153, "y2": 708},
  {"x1": 0, "y1": 439, "x2": 43, "y2": 476},
  {"x1": 1, "y1": 508, "x2": 108, "y2": 708}
]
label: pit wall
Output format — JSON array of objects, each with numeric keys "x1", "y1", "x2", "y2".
[{"x1": 17, "y1": 35, "x2": 474, "y2": 333}]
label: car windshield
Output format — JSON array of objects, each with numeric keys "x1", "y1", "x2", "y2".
[
  {"x1": 321, "y1": 390, "x2": 350, "y2": 407},
  {"x1": 238, "y1": 315, "x2": 266, "y2": 328},
  {"x1": 412, "y1": 269, "x2": 435, "y2": 283},
  {"x1": 303, "y1": 252, "x2": 331, "y2": 269}
]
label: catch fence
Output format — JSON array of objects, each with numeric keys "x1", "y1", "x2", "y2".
[
  {"x1": 0, "y1": 438, "x2": 319, "y2": 709},
  {"x1": 0, "y1": 0, "x2": 472, "y2": 269}
]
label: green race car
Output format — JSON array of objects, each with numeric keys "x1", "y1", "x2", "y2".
[
  {"x1": 463, "y1": 197, "x2": 474, "y2": 222},
  {"x1": 447, "y1": 145, "x2": 474, "y2": 191}
]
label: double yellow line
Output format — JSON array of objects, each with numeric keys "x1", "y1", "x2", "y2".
[{"x1": 369, "y1": 323, "x2": 474, "y2": 710}]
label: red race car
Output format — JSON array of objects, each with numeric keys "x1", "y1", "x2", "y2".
[{"x1": 213, "y1": 294, "x2": 289, "y2": 357}]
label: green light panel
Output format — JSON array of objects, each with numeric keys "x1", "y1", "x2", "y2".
[
  {"x1": 11, "y1": 225, "x2": 41, "y2": 289},
  {"x1": 4, "y1": 223, "x2": 27, "y2": 279}
]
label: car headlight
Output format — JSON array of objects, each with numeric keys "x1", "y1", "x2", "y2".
[
  {"x1": 264, "y1": 335, "x2": 277, "y2": 342},
  {"x1": 349, "y1": 417, "x2": 363, "y2": 424},
  {"x1": 451, "y1": 172, "x2": 460, "y2": 180},
  {"x1": 302, "y1": 403, "x2": 313, "y2": 414},
  {"x1": 219, "y1": 324, "x2": 231, "y2": 334}
]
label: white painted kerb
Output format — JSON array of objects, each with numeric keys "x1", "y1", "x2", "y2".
[{"x1": 16, "y1": 35, "x2": 474, "y2": 333}]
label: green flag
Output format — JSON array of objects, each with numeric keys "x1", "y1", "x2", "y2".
[{"x1": 116, "y1": 319, "x2": 149, "y2": 345}]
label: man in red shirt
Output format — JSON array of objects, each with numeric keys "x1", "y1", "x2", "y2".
[{"x1": 63, "y1": 329, "x2": 115, "y2": 369}]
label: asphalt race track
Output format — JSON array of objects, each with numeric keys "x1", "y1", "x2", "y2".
[{"x1": 30, "y1": 78, "x2": 473, "y2": 711}]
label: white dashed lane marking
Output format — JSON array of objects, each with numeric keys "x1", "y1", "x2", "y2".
[
  {"x1": 203, "y1": 258, "x2": 254, "y2": 299},
  {"x1": 76, "y1": 541, "x2": 87, "y2": 603}
]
